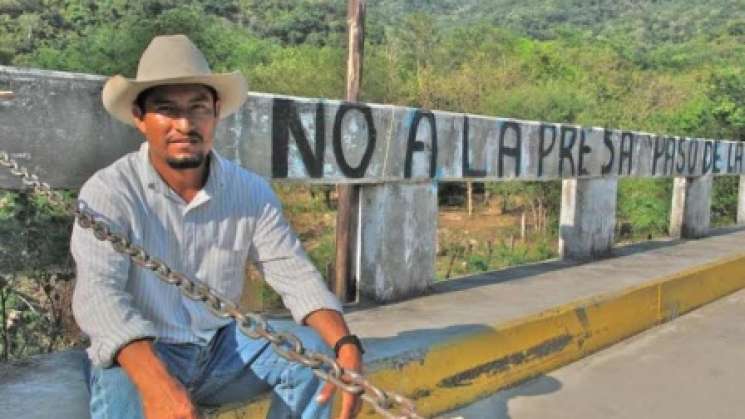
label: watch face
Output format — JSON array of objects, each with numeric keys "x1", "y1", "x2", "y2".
[{"x1": 334, "y1": 335, "x2": 364, "y2": 355}]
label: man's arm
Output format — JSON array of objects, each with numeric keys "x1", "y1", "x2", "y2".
[
  {"x1": 304, "y1": 309, "x2": 363, "y2": 419},
  {"x1": 71, "y1": 176, "x2": 158, "y2": 368},
  {"x1": 116, "y1": 340, "x2": 198, "y2": 419},
  {"x1": 246, "y1": 177, "x2": 344, "y2": 323},
  {"x1": 72, "y1": 176, "x2": 195, "y2": 417},
  {"x1": 246, "y1": 177, "x2": 361, "y2": 417}
]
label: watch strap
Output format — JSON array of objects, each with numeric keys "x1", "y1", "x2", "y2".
[{"x1": 333, "y1": 334, "x2": 365, "y2": 356}]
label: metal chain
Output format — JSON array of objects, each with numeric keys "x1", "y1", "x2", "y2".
[{"x1": 0, "y1": 150, "x2": 424, "y2": 419}]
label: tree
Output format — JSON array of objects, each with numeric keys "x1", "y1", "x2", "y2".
[
  {"x1": 709, "y1": 69, "x2": 745, "y2": 140},
  {"x1": 238, "y1": 0, "x2": 346, "y2": 45}
]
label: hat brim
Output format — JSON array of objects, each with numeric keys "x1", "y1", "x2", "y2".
[{"x1": 102, "y1": 72, "x2": 248, "y2": 126}]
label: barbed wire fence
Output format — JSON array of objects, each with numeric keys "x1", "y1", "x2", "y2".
[{"x1": 0, "y1": 150, "x2": 424, "y2": 419}]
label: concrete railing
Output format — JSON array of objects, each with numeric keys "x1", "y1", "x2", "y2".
[{"x1": 2, "y1": 65, "x2": 745, "y2": 302}]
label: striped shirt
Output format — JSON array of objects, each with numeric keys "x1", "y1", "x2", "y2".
[{"x1": 71, "y1": 142, "x2": 342, "y2": 368}]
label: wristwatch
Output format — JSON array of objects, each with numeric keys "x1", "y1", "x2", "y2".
[{"x1": 333, "y1": 334, "x2": 365, "y2": 357}]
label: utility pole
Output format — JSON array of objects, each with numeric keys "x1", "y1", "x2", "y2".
[
  {"x1": 334, "y1": 0, "x2": 366, "y2": 302},
  {"x1": 345, "y1": 0, "x2": 365, "y2": 101}
]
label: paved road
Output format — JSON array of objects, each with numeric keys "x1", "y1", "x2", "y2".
[{"x1": 444, "y1": 288, "x2": 745, "y2": 419}]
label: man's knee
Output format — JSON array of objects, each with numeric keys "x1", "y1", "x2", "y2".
[{"x1": 89, "y1": 366, "x2": 144, "y2": 419}]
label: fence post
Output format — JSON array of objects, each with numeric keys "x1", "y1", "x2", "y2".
[
  {"x1": 670, "y1": 175, "x2": 712, "y2": 239},
  {"x1": 737, "y1": 176, "x2": 745, "y2": 225},
  {"x1": 357, "y1": 181, "x2": 437, "y2": 302},
  {"x1": 559, "y1": 178, "x2": 617, "y2": 259}
]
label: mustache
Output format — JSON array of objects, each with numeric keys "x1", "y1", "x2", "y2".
[{"x1": 167, "y1": 132, "x2": 203, "y2": 143}]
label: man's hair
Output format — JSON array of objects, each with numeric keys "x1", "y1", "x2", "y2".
[{"x1": 134, "y1": 84, "x2": 219, "y2": 116}]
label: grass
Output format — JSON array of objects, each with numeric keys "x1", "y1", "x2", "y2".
[
  {"x1": 436, "y1": 230, "x2": 559, "y2": 280},
  {"x1": 615, "y1": 178, "x2": 673, "y2": 243}
]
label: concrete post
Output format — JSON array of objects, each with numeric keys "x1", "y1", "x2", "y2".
[
  {"x1": 737, "y1": 176, "x2": 745, "y2": 225},
  {"x1": 559, "y1": 178, "x2": 617, "y2": 260},
  {"x1": 358, "y1": 182, "x2": 437, "y2": 302},
  {"x1": 670, "y1": 176, "x2": 712, "y2": 239}
]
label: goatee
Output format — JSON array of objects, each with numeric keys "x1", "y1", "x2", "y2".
[{"x1": 166, "y1": 154, "x2": 205, "y2": 169}]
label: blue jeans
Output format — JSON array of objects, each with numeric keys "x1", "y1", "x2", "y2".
[{"x1": 88, "y1": 321, "x2": 332, "y2": 419}]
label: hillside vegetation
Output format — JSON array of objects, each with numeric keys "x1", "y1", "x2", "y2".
[
  {"x1": 4, "y1": 0, "x2": 739, "y2": 230},
  {"x1": 2, "y1": 0, "x2": 744, "y2": 137}
]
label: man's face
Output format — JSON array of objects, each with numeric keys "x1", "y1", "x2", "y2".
[{"x1": 132, "y1": 84, "x2": 220, "y2": 171}]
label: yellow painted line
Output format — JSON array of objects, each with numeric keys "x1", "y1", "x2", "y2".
[{"x1": 218, "y1": 252, "x2": 745, "y2": 418}]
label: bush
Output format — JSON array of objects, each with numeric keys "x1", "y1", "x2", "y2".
[
  {"x1": 712, "y1": 176, "x2": 738, "y2": 227},
  {"x1": 0, "y1": 191, "x2": 81, "y2": 361},
  {"x1": 616, "y1": 178, "x2": 672, "y2": 241}
]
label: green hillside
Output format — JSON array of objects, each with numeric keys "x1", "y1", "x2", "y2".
[
  {"x1": 373, "y1": 0, "x2": 745, "y2": 40},
  {"x1": 2, "y1": 0, "x2": 744, "y2": 226},
  {"x1": 1, "y1": 1, "x2": 742, "y2": 133}
]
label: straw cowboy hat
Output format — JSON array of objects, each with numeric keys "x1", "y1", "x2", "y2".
[{"x1": 102, "y1": 34, "x2": 247, "y2": 126}]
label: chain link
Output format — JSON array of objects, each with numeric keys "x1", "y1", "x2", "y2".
[{"x1": 0, "y1": 150, "x2": 424, "y2": 419}]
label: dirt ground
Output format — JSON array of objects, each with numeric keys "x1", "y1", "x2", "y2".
[
  {"x1": 274, "y1": 185, "x2": 556, "y2": 287},
  {"x1": 439, "y1": 203, "x2": 526, "y2": 243},
  {"x1": 277, "y1": 186, "x2": 536, "y2": 262}
]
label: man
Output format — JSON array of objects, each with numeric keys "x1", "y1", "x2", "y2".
[{"x1": 71, "y1": 34, "x2": 363, "y2": 419}]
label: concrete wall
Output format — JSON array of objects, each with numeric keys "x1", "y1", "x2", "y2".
[
  {"x1": 358, "y1": 182, "x2": 438, "y2": 301},
  {"x1": 559, "y1": 178, "x2": 618, "y2": 259},
  {"x1": 0, "y1": 66, "x2": 740, "y2": 300},
  {"x1": 670, "y1": 176, "x2": 713, "y2": 239},
  {"x1": 738, "y1": 176, "x2": 745, "y2": 225},
  {"x1": 2, "y1": 66, "x2": 743, "y2": 189}
]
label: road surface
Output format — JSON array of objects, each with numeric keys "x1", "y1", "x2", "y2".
[{"x1": 444, "y1": 288, "x2": 745, "y2": 419}]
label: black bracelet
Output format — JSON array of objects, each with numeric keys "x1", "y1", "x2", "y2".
[{"x1": 333, "y1": 334, "x2": 365, "y2": 357}]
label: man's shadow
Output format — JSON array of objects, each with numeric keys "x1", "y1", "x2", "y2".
[{"x1": 438, "y1": 374, "x2": 562, "y2": 419}]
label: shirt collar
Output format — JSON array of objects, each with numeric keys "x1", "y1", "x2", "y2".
[{"x1": 138, "y1": 142, "x2": 226, "y2": 199}]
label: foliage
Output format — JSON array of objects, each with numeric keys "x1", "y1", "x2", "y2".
[
  {"x1": 3, "y1": 0, "x2": 745, "y2": 132},
  {"x1": 436, "y1": 234, "x2": 559, "y2": 280},
  {"x1": 0, "y1": 191, "x2": 80, "y2": 361},
  {"x1": 712, "y1": 176, "x2": 739, "y2": 227},
  {"x1": 708, "y1": 69, "x2": 745, "y2": 140},
  {"x1": 238, "y1": 0, "x2": 346, "y2": 45},
  {"x1": 616, "y1": 179, "x2": 672, "y2": 241}
]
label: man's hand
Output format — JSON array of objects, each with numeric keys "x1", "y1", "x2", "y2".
[
  {"x1": 316, "y1": 344, "x2": 363, "y2": 419},
  {"x1": 138, "y1": 374, "x2": 199, "y2": 419},
  {"x1": 117, "y1": 339, "x2": 200, "y2": 419},
  {"x1": 304, "y1": 309, "x2": 364, "y2": 419}
]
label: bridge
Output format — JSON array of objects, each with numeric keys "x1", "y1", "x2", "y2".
[
  {"x1": 1, "y1": 65, "x2": 745, "y2": 418},
  {"x1": 446, "y1": 286, "x2": 745, "y2": 419}
]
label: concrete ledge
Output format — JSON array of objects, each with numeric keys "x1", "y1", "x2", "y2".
[
  {"x1": 0, "y1": 349, "x2": 90, "y2": 419},
  {"x1": 215, "y1": 229, "x2": 745, "y2": 418},
  {"x1": 3, "y1": 230, "x2": 745, "y2": 418}
]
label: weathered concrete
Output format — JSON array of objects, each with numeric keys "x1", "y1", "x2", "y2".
[
  {"x1": 2, "y1": 66, "x2": 743, "y2": 187},
  {"x1": 559, "y1": 178, "x2": 617, "y2": 259},
  {"x1": 7, "y1": 229, "x2": 745, "y2": 418},
  {"x1": 737, "y1": 175, "x2": 745, "y2": 224},
  {"x1": 446, "y1": 288, "x2": 745, "y2": 419},
  {"x1": 0, "y1": 68, "x2": 139, "y2": 190},
  {"x1": 358, "y1": 181, "x2": 438, "y2": 301},
  {"x1": 0, "y1": 349, "x2": 90, "y2": 419},
  {"x1": 670, "y1": 175, "x2": 712, "y2": 239}
]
